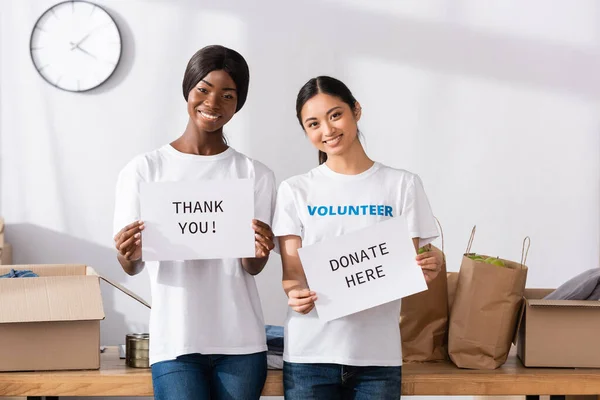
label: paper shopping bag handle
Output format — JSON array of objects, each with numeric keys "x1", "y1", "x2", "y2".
[
  {"x1": 434, "y1": 216, "x2": 445, "y2": 257},
  {"x1": 433, "y1": 216, "x2": 446, "y2": 264},
  {"x1": 521, "y1": 236, "x2": 531, "y2": 267},
  {"x1": 464, "y1": 225, "x2": 476, "y2": 254}
]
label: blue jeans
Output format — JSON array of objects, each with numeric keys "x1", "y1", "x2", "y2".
[
  {"x1": 283, "y1": 361, "x2": 402, "y2": 400},
  {"x1": 151, "y1": 351, "x2": 267, "y2": 400}
]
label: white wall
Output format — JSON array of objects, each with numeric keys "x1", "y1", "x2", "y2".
[{"x1": 1, "y1": 1, "x2": 599, "y2": 399}]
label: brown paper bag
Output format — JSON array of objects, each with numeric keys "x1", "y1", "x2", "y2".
[
  {"x1": 448, "y1": 227, "x2": 529, "y2": 369},
  {"x1": 446, "y1": 272, "x2": 458, "y2": 312},
  {"x1": 0, "y1": 218, "x2": 4, "y2": 248},
  {"x1": 0, "y1": 243, "x2": 12, "y2": 265},
  {"x1": 400, "y1": 218, "x2": 449, "y2": 363},
  {"x1": 0, "y1": 218, "x2": 6, "y2": 265}
]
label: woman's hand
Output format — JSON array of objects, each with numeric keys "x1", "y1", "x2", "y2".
[
  {"x1": 416, "y1": 246, "x2": 444, "y2": 284},
  {"x1": 241, "y1": 219, "x2": 274, "y2": 275},
  {"x1": 114, "y1": 220, "x2": 144, "y2": 261},
  {"x1": 287, "y1": 288, "x2": 318, "y2": 314},
  {"x1": 252, "y1": 219, "x2": 275, "y2": 258}
]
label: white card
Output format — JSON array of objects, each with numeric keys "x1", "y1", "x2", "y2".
[
  {"x1": 297, "y1": 217, "x2": 427, "y2": 322},
  {"x1": 140, "y1": 179, "x2": 255, "y2": 261}
]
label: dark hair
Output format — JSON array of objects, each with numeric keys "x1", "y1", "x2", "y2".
[
  {"x1": 295, "y1": 76, "x2": 358, "y2": 164},
  {"x1": 182, "y1": 45, "x2": 250, "y2": 112}
]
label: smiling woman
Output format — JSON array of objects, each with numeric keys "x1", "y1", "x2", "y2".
[
  {"x1": 295, "y1": 76, "x2": 362, "y2": 165},
  {"x1": 184, "y1": 70, "x2": 238, "y2": 135},
  {"x1": 112, "y1": 45, "x2": 276, "y2": 400},
  {"x1": 179, "y1": 45, "x2": 250, "y2": 142},
  {"x1": 272, "y1": 76, "x2": 442, "y2": 400}
]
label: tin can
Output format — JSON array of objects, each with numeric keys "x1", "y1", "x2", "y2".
[{"x1": 125, "y1": 333, "x2": 150, "y2": 368}]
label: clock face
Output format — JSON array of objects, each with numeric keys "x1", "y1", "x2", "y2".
[{"x1": 30, "y1": 1, "x2": 122, "y2": 92}]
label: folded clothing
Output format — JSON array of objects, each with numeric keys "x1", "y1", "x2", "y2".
[
  {"x1": 0, "y1": 269, "x2": 38, "y2": 278},
  {"x1": 267, "y1": 353, "x2": 283, "y2": 370},
  {"x1": 587, "y1": 283, "x2": 600, "y2": 301},
  {"x1": 544, "y1": 268, "x2": 600, "y2": 301},
  {"x1": 265, "y1": 324, "x2": 284, "y2": 354}
]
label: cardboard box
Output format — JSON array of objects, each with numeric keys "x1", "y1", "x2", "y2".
[
  {"x1": 0, "y1": 264, "x2": 103, "y2": 371},
  {"x1": 517, "y1": 288, "x2": 600, "y2": 368},
  {"x1": 0, "y1": 264, "x2": 150, "y2": 372}
]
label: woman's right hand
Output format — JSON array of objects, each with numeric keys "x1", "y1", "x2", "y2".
[
  {"x1": 287, "y1": 288, "x2": 318, "y2": 315},
  {"x1": 114, "y1": 221, "x2": 144, "y2": 261}
]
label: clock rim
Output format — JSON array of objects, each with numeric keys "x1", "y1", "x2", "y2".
[{"x1": 29, "y1": 0, "x2": 123, "y2": 93}]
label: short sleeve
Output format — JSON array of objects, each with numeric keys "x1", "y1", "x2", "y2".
[
  {"x1": 254, "y1": 168, "x2": 276, "y2": 226},
  {"x1": 272, "y1": 180, "x2": 303, "y2": 239},
  {"x1": 113, "y1": 159, "x2": 144, "y2": 237},
  {"x1": 402, "y1": 174, "x2": 439, "y2": 248}
]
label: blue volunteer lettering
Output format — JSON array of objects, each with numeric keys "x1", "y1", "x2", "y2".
[{"x1": 307, "y1": 205, "x2": 393, "y2": 217}]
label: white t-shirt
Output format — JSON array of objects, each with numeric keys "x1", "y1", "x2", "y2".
[
  {"x1": 272, "y1": 162, "x2": 438, "y2": 366},
  {"x1": 113, "y1": 144, "x2": 276, "y2": 365}
]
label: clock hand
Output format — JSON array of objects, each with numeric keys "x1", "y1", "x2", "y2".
[
  {"x1": 69, "y1": 22, "x2": 112, "y2": 50},
  {"x1": 70, "y1": 33, "x2": 91, "y2": 50},
  {"x1": 73, "y1": 44, "x2": 97, "y2": 59}
]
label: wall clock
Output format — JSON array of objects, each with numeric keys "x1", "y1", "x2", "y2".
[{"x1": 30, "y1": 1, "x2": 122, "y2": 92}]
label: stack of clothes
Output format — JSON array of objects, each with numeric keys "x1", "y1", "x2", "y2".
[
  {"x1": 0, "y1": 269, "x2": 38, "y2": 278},
  {"x1": 265, "y1": 325, "x2": 283, "y2": 370},
  {"x1": 544, "y1": 268, "x2": 600, "y2": 300}
]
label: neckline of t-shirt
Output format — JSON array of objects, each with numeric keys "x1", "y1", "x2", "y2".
[
  {"x1": 162, "y1": 144, "x2": 235, "y2": 161},
  {"x1": 317, "y1": 161, "x2": 381, "y2": 181}
]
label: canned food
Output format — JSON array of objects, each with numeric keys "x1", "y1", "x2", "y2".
[
  {"x1": 125, "y1": 333, "x2": 150, "y2": 368},
  {"x1": 127, "y1": 357, "x2": 151, "y2": 368}
]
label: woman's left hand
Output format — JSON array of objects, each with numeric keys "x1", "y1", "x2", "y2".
[
  {"x1": 252, "y1": 219, "x2": 275, "y2": 258},
  {"x1": 416, "y1": 246, "x2": 444, "y2": 284}
]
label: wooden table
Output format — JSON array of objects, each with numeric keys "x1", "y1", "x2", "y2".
[{"x1": 1, "y1": 347, "x2": 600, "y2": 397}]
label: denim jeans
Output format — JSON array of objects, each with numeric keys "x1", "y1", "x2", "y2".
[
  {"x1": 283, "y1": 361, "x2": 402, "y2": 400},
  {"x1": 151, "y1": 351, "x2": 267, "y2": 400}
]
